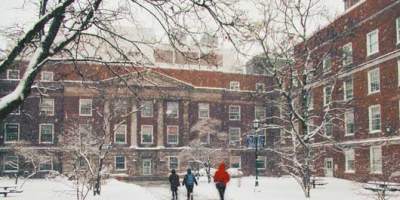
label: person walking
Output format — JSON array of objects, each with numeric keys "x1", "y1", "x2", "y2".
[
  {"x1": 213, "y1": 162, "x2": 230, "y2": 200},
  {"x1": 182, "y1": 169, "x2": 198, "y2": 200},
  {"x1": 169, "y1": 169, "x2": 180, "y2": 200}
]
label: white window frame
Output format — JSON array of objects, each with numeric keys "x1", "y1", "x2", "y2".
[
  {"x1": 306, "y1": 91, "x2": 314, "y2": 111},
  {"x1": 141, "y1": 101, "x2": 154, "y2": 118},
  {"x1": 345, "y1": 149, "x2": 355, "y2": 173},
  {"x1": 370, "y1": 146, "x2": 382, "y2": 174},
  {"x1": 6, "y1": 69, "x2": 20, "y2": 80},
  {"x1": 368, "y1": 68, "x2": 380, "y2": 94},
  {"x1": 167, "y1": 125, "x2": 179, "y2": 145},
  {"x1": 368, "y1": 105, "x2": 381, "y2": 134},
  {"x1": 168, "y1": 156, "x2": 179, "y2": 170},
  {"x1": 344, "y1": 110, "x2": 355, "y2": 136},
  {"x1": 230, "y1": 156, "x2": 241, "y2": 169},
  {"x1": 342, "y1": 43, "x2": 353, "y2": 66},
  {"x1": 256, "y1": 83, "x2": 265, "y2": 92},
  {"x1": 397, "y1": 59, "x2": 400, "y2": 87},
  {"x1": 141, "y1": 125, "x2": 153, "y2": 144},
  {"x1": 229, "y1": 81, "x2": 240, "y2": 90},
  {"x1": 322, "y1": 56, "x2": 332, "y2": 73},
  {"x1": 166, "y1": 102, "x2": 179, "y2": 118},
  {"x1": 3, "y1": 155, "x2": 18, "y2": 173},
  {"x1": 114, "y1": 124, "x2": 127, "y2": 144},
  {"x1": 79, "y1": 99, "x2": 93, "y2": 116},
  {"x1": 39, "y1": 157, "x2": 53, "y2": 172},
  {"x1": 40, "y1": 98, "x2": 55, "y2": 116},
  {"x1": 366, "y1": 29, "x2": 379, "y2": 56},
  {"x1": 115, "y1": 155, "x2": 126, "y2": 171},
  {"x1": 41, "y1": 71, "x2": 54, "y2": 82},
  {"x1": 256, "y1": 156, "x2": 266, "y2": 169},
  {"x1": 228, "y1": 127, "x2": 241, "y2": 145},
  {"x1": 39, "y1": 123, "x2": 54, "y2": 144},
  {"x1": 254, "y1": 105, "x2": 266, "y2": 120},
  {"x1": 228, "y1": 105, "x2": 241, "y2": 121},
  {"x1": 142, "y1": 159, "x2": 152, "y2": 175},
  {"x1": 343, "y1": 78, "x2": 353, "y2": 101},
  {"x1": 198, "y1": 103, "x2": 210, "y2": 119},
  {"x1": 323, "y1": 86, "x2": 332, "y2": 107},
  {"x1": 397, "y1": 17, "x2": 400, "y2": 45},
  {"x1": 4, "y1": 123, "x2": 20, "y2": 143}
]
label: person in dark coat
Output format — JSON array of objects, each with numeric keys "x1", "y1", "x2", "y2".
[
  {"x1": 213, "y1": 162, "x2": 230, "y2": 200},
  {"x1": 169, "y1": 169, "x2": 180, "y2": 200},
  {"x1": 182, "y1": 169, "x2": 198, "y2": 200}
]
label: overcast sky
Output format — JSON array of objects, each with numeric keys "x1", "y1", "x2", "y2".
[{"x1": 0, "y1": 0, "x2": 345, "y2": 50}]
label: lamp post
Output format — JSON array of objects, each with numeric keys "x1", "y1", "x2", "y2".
[{"x1": 253, "y1": 119, "x2": 260, "y2": 187}]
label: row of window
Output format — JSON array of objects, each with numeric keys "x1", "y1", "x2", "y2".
[
  {"x1": 322, "y1": 17, "x2": 400, "y2": 74},
  {"x1": 3, "y1": 155, "x2": 53, "y2": 173},
  {"x1": 5, "y1": 70, "x2": 54, "y2": 81},
  {"x1": 3, "y1": 123, "x2": 54, "y2": 144},
  {"x1": 113, "y1": 155, "x2": 267, "y2": 175},
  {"x1": 344, "y1": 146, "x2": 382, "y2": 174},
  {"x1": 228, "y1": 81, "x2": 266, "y2": 92}
]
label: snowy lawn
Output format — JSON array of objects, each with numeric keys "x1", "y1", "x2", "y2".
[{"x1": 0, "y1": 176, "x2": 380, "y2": 200}]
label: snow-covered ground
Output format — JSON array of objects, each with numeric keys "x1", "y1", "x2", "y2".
[{"x1": 0, "y1": 176, "x2": 378, "y2": 200}]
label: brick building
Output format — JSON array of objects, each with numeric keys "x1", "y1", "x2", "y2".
[
  {"x1": 0, "y1": 62, "x2": 280, "y2": 179},
  {"x1": 302, "y1": 0, "x2": 400, "y2": 182}
]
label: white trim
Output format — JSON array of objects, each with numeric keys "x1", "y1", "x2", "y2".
[
  {"x1": 142, "y1": 159, "x2": 152, "y2": 175},
  {"x1": 343, "y1": 78, "x2": 353, "y2": 101},
  {"x1": 398, "y1": 59, "x2": 400, "y2": 87},
  {"x1": 344, "y1": 148, "x2": 355, "y2": 173},
  {"x1": 342, "y1": 43, "x2": 353, "y2": 66},
  {"x1": 228, "y1": 105, "x2": 241, "y2": 121},
  {"x1": 41, "y1": 71, "x2": 54, "y2": 82},
  {"x1": 114, "y1": 124, "x2": 127, "y2": 144},
  {"x1": 396, "y1": 17, "x2": 400, "y2": 45},
  {"x1": 166, "y1": 102, "x2": 179, "y2": 119},
  {"x1": 168, "y1": 156, "x2": 179, "y2": 170},
  {"x1": 255, "y1": 83, "x2": 265, "y2": 92},
  {"x1": 198, "y1": 103, "x2": 210, "y2": 119},
  {"x1": 228, "y1": 127, "x2": 241, "y2": 145},
  {"x1": 115, "y1": 155, "x2": 127, "y2": 171},
  {"x1": 322, "y1": 56, "x2": 332, "y2": 73},
  {"x1": 6, "y1": 69, "x2": 20, "y2": 80},
  {"x1": 4, "y1": 123, "x2": 20, "y2": 143},
  {"x1": 254, "y1": 105, "x2": 266, "y2": 120},
  {"x1": 344, "y1": 110, "x2": 355, "y2": 136},
  {"x1": 141, "y1": 125, "x2": 154, "y2": 144},
  {"x1": 40, "y1": 98, "x2": 55, "y2": 116},
  {"x1": 141, "y1": 101, "x2": 154, "y2": 118},
  {"x1": 370, "y1": 145, "x2": 383, "y2": 174},
  {"x1": 229, "y1": 81, "x2": 240, "y2": 91},
  {"x1": 366, "y1": 29, "x2": 379, "y2": 56},
  {"x1": 167, "y1": 125, "x2": 179, "y2": 145},
  {"x1": 368, "y1": 104, "x2": 381, "y2": 134},
  {"x1": 39, "y1": 123, "x2": 54, "y2": 144},
  {"x1": 39, "y1": 157, "x2": 53, "y2": 172},
  {"x1": 367, "y1": 68, "x2": 380, "y2": 95},
  {"x1": 323, "y1": 86, "x2": 332, "y2": 107},
  {"x1": 79, "y1": 99, "x2": 93, "y2": 116}
]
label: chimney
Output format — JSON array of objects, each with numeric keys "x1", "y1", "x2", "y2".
[{"x1": 344, "y1": 0, "x2": 361, "y2": 10}]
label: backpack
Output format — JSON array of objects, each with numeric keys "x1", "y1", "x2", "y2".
[{"x1": 186, "y1": 174, "x2": 195, "y2": 186}]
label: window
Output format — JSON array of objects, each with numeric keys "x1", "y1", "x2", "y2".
[
  {"x1": 324, "y1": 116, "x2": 333, "y2": 137},
  {"x1": 4, "y1": 123, "x2": 19, "y2": 143},
  {"x1": 39, "y1": 157, "x2": 53, "y2": 171},
  {"x1": 323, "y1": 86, "x2": 332, "y2": 106},
  {"x1": 345, "y1": 149, "x2": 355, "y2": 173},
  {"x1": 342, "y1": 43, "x2": 353, "y2": 66},
  {"x1": 40, "y1": 98, "x2": 54, "y2": 116},
  {"x1": 114, "y1": 124, "x2": 127, "y2": 144},
  {"x1": 167, "y1": 126, "x2": 179, "y2": 145},
  {"x1": 141, "y1": 101, "x2": 153, "y2": 118},
  {"x1": 198, "y1": 103, "x2": 210, "y2": 119},
  {"x1": 368, "y1": 68, "x2": 380, "y2": 94},
  {"x1": 166, "y1": 102, "x2": 179, "y2": 118},
  {"x1": 230, "y1": 156, "x2": 241, "y2": 169},
  {"x1": 256, "y1": 156, "x2": 266, "y2": 169},
  {"x1": 228, "y1": 105, "x2": 241, "y2": 121},
  {"x1": 366, "y1": 29, "x2": 379, "y2": 56},
  {"x1": 115, "y1": 155, "x2": 126, "y2": 170},
  {"x1": 3, "y1": 155, "x2": 18, "y2": 172},
  {"x1": 39, "y1": 124, "x2": 54, "y2": 144},
  {"x1": 323, "y1": 56, "x2": 332, "y2": 73},
  {"x1": 41, "y1": 71, "x2": 54, "y2": 81},
  {"x1": 255, "y1": 106, "x2": 266, "y2": 120},
  {"x1": 200, "y1": 133, "x2": 211, "y2": 145},
  {"x1": 306, "y1": 118, "x2": 316, "y2": 135},
  {"x1": 256, "y1": 83, "x2": 265, "y2": 92},
  {"x1": 10, "y1": 107, "x2": 20, "y2": 115},
  {"x1": 343, "y1": 78, "x2": 354, "y2": 101},
  {"x1": 369, "y1": 105, "x2": 381, "y2": 133},
  {"x1": 229, "y1": 81, "x2": 240, "y2": 90},
  {"x1": 79, "y1": 99, "x2": 92, "y2": 116},
  {"x1": 7, "y1": 70, "x2": 20, "y2": 80},
  {"x1": 370, "y1": 146, "x2": 382, "y2": 174},
  {"x1": 229, "y1": 127, "x2": 241, "y2": 145},
  {"x1": 142, "y1": 159, "x2": 152, "y2": 175},
  {"x1": 113, "y1": 99, "x2": 128, "y2": 115},
  {"x1": 79, "y1": 124, "x2": 92, "y2": 137},
  {"x1": 398, "y1": 60, "x2": 400, "y2": 86},
  {"x1": 397, "y1": 17, "x2": 400, "y2": 44},
  {"x1": 141, "y1": 125, "x2": 153, "y2": 144},
  {"x1": 345, "y1": 110, "x2": 355, "y2": 136},
  {"x1": 169, "y1": 156, "x2": 179, "y2": 170}
]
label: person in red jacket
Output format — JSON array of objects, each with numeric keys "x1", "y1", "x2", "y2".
[{"x1": 213, "y1": 162, "x2": 230, "y2": 200}]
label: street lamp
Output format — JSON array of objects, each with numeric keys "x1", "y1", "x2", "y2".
[{"x1": 253, "y1": 119, "x2": 260, "y2": 187}]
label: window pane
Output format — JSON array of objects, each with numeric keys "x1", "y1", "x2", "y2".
[
  {"x1": 141, "y1": 101, "x2": 153, "y2": 117},
  {"x1": 169, "y1": 157, "x2": 178, "y2": 169},
  {"x1": 198, "y1": 103, "x2": 209, "y2": 119},
  {"x1": 115, "y1": 156, "x2": 125, "y2": 170},
  {"x1": 141, "y1": 126, "x2": 153, "y2": 144},
  {"x1": 4, "y1": 156, "x2": 18, "y2": 172},
  {"x1": 166, "y1": 102, "x2": 179, "y2": 118},
  {"x1": 5, "y1": 124, "x2": 19, "y2": 142},
  {"x1": 115, "y1": 125, "x2": 127, "y2": 144},
  {"x1": 80, "y1": 99, "x2": 92, "y2": 116},
  {"x1": 229, "y1": 105, "x2": 241, "y2": 120},
  {"x1": 40, "y1": 124, "x2": 54, "y2": 143},
  {"x1": 167, "y1": 126, "x2": 179, "y2": 144},
  {"x1": 40, "y1": 98, "x2": 54, "y2": 116},
  {"x1": 229, "y1": 127, "x2": 240, "y2": 145}
]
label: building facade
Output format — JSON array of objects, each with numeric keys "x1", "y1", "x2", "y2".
[{"x1": 0, "y1": 62, "x2": 280, "y2": 179}]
